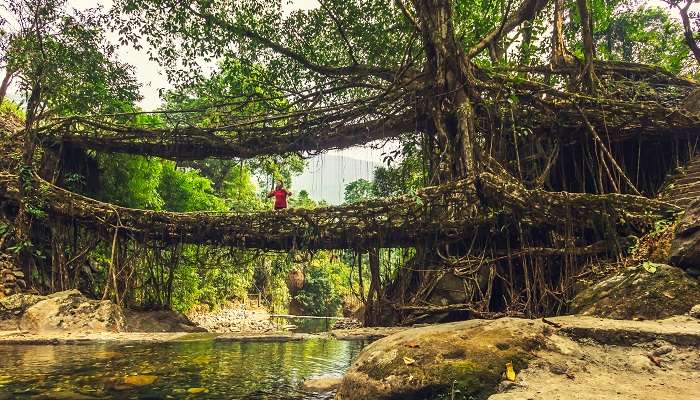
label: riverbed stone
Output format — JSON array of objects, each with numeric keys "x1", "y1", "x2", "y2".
[
  {"x1": 570, "y1": 263, "x2": 700, "y2": 320},
  {"x1": 335, "y1": 318, "x2": 546, "y2": 400},
  {"x1": 19, "y1": 289, "x2": 126, "y2": 333}
]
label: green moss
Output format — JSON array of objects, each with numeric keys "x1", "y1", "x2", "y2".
[{"x1": 433, "y1": 352, "x2": 531, "y2": 399}]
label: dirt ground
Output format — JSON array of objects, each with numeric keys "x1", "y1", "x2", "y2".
[
  {"x1": 490, "y1": 336, "x2": 700, "y2": 400},
  {"x1": 488, "y1": 315, "x2": 700, "y2": 400}
]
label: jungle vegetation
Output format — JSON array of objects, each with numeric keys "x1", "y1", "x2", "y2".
[{"x1": 0, "y1": 0, "x2": 698, "y2": 323}]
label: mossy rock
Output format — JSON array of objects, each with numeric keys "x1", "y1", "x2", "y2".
[
  {"x1": 0, "y1": 292, "x2": 45, "y2": 319},
  {"x1": 336, "y1": 318, "x2": 547, "y2": 400},
  {"x1": 570, "y1": 263, "x2": 700, "y2": 320}
]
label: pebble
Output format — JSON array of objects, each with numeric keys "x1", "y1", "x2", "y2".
[
  {"x1": 651, "y1": 345, "x2": 674, "y2": 357},
  {"x1": 689, "y1": 304, "x2": 700, "y2": 319}
]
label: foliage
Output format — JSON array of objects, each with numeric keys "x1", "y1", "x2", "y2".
[
  {"x1": 343, "y1": 178, "x2": 374, "y2": 204},
  {"x1": 158, "y1": 163, "x2": 227, "y2": 212},
  {"x1": 294, "y1": 254, "x2": 349, "y2": 317},
  {"x1": 97, "y1": 154, "x2": 165, "y2": 210},
  {"x1": 1, "y1": 0, "x2": 140, "y2": 117},
  {"x1": 0, "y1": 99, "x2": 25, "y2": 120},
  {"x1": 566, "y1": 0, "x2": 693, "y2": 74}
]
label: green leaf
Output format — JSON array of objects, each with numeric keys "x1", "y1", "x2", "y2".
[{"x1": 642, "y1": 261, "x2": 663, "y2": 274}]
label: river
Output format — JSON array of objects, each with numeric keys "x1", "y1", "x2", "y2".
[{"x1": 0, "y1": 339, "x2": 366, "y2": 399}]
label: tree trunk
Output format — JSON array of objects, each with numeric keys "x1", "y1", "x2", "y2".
[
  {"x1": 0, "y1": 69, "x2": 15, "y2": 104},
  {"x1": 576, "y1": 0, "x2": 596, "y2": 91},
  {"x1": 364, "y1": 248, "x2": 381, "y2": 326},
  {"x1": 677, "y1": 0, "x2": 700, "y2": 65},
  {"x1": 413, "y1": 0, "x2": 478, "y2": 182},
  {"x1": 551, "y1": 0, "x2": 572, "y2": 66}
]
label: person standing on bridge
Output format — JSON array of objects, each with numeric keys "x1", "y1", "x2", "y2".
[{"x1": 268, "y1": 180, "x2": 293, "y2": 210}]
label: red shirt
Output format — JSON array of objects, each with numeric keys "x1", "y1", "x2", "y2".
[{"x1": 271, "y1": 189, "x2": 289, "y2": 209}]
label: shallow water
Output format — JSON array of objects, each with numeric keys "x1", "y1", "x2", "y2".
[
  {"x1": 0, "y1": 339, "x2": 365, "y2": 399},
  {"x1": 270, "y1": 317, "x2": 337, "y2": 333}
]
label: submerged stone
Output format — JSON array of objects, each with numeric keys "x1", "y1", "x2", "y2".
[
  {"x1": 301, "y1": 376, "x2": 342, "y2": 392},
  {"x1": 121, "y1": 375, "x2": 158, "y2": 387}
]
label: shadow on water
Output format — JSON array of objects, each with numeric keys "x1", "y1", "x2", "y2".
[{"x1": 0, "y1": 339, "x2": 366, "y2": 399}]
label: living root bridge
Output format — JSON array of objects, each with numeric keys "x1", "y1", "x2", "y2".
[
  {"x1": 0, "y1": 172, "x2": 679, "y2": 251},
  {"x1": 35, "y1": 67, "x2": 700, "y2": 162},
  {"x1": 38, "y1": 112, "x2": 415, "y2": 161}
]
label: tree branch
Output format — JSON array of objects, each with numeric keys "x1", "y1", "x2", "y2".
[{"x1": 468, "y1": 0, "x2": 550, "y2": 58}]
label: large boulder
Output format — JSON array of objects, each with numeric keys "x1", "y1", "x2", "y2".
[
  {"x1": 669, "y1": 200, "x2": 700, "y2": 275},
  {"x1": 335, "y1": 318, "x2": 547, "y2": 400},
  {"x1": 124, "y1": 309, "x2": 205, "y2": 333},
  {"x1": 570, "y1": 263, "x2": 700, "y2": 320},
  {"x1": 19, "y1": 290, "x2": 126, "y2": 333}
]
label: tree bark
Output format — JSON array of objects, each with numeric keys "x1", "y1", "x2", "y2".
[
  {"x1": 0, "y1": 69, "x2": 15, "y2": 104},
  {"x1": 364, "y1": 248, "x2": 381, "y2": 326},
  {"x1": 413, "y1": 0, "x2": 477, "y2": 182},
  {"x1": 551, "y1": 0, "x2": 572, "y2": 66},
  {"x1": 576, "y1": 0, "x2": 597, "y2": 91}
]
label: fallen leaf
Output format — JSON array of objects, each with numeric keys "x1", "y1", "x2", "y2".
[
  {"x1": 188, "y1": 387, "x2": 209, "y2": 394},
  {"x1": 404, "y1": 341, "x2": 420, "y2": 348},
  {"x1": 403, "y1": 356, "x2": 416, "y2": 366},
  {"x1": 505, "y1": 362, "x2": 516, "y2": 382}
]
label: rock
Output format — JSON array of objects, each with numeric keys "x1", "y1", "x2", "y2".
[
  {"x1": 681, "y1": 88, "x2": 700, "y2": 114},
  {"x1": 336, "y1": 318, "x2": 546, "y2": 400},
  {"x1": 690, "y1": 304, "x2": 700, "y2": 319},
  {"x1": 301, "y1": 377, "x2": 342, "y2": 392},
  {"x1": 0, "y1": 292, "x2": 45, "y2": 319},
  {"x1": 651, "y1": 345, "x2": 674, "y2": 357},
  {"x1": 124, "y1": 309, "x2": 205, "y2": 333},
  {"x1": 19, "y1": 290, "x2": 126, "y2": 334},
  {"x1": 669, "y1": 200, "x2": 700, "y2": 271},
  {"x1": 627, "y1": 354, "x2": 654, "y2": 372},
  {"x1": 570, "y1": 263, "x2": 700, "y2": 320},
  {"x1": 121, "y1": 375, "x2": 158, "y2": 386}
]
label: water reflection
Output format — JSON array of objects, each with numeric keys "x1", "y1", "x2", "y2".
[{"x1": 0, "y1": 339, "x2": 365, "y2": 399}]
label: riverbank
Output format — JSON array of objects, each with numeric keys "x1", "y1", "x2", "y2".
[{"x1": 0, "y1": 326, "x2": 406, "y2": 345}]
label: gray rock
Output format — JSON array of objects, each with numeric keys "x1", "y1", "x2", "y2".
[
  {"x1": 669, "y1": 200, "x2": 700, "y2": 270},
  {"x1": 651, "y1": 345, "x2": 674, "y2": 357},
  {"x1": 570, "y1": 263, "x2": 700, "y2": 320},
  {"x1": 20, "y1": 290, "x2": 126, "y2": 334},
  {"x1": 336, "y1": 318, "x2": 545, "y2": 400},
  {"x1": 690, "y1": 304, "x2": 700, "y2": 319}
]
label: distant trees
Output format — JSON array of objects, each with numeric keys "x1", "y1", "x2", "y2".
[
  {"x1": 343, "y1": 179, "x2": 374, "y2": 204},
  {"x1": 0, "y1": 0, "x2": 140, "y2": 119}
]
